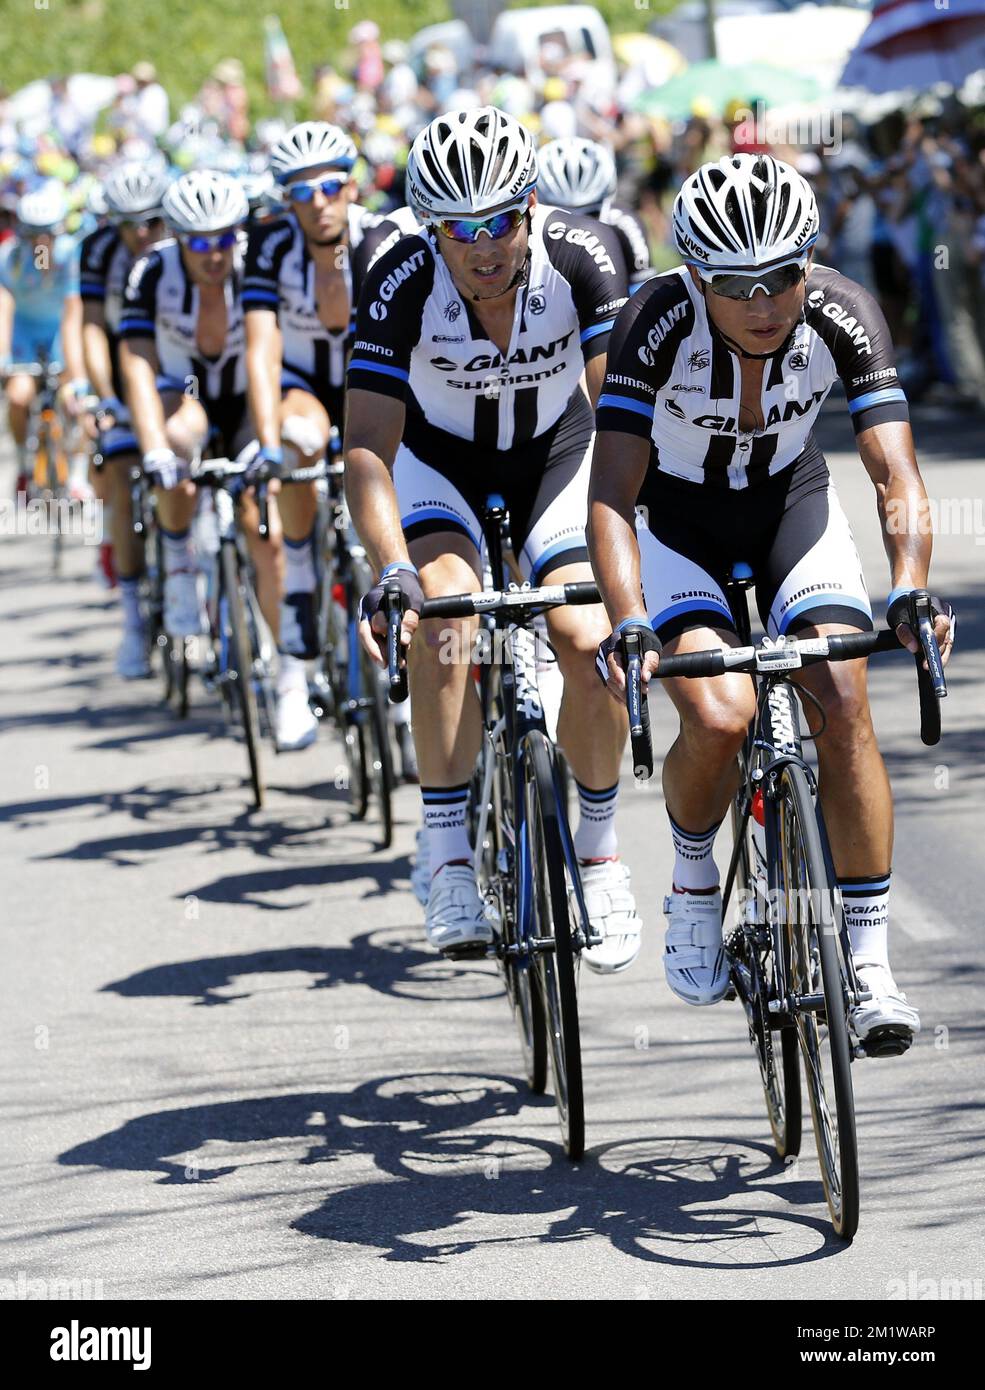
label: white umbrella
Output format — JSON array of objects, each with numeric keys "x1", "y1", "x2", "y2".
[{"x1": 840, "y1": 0, "x2": 985, "y2": 93}]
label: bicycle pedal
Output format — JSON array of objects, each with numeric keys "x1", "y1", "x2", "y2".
[
  {"x1": 441, "y1": 943, "x2": 492, "y2": 962},
  {"x1": 858, "y1": 1027, "x2": 913, "y2": 1059},
  {"x1": 724, "y1": 984, "x2": 737, "y2": 1002}
]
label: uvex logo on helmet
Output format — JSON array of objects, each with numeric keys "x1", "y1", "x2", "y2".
[
  {"x1": 678, "y1": 230, "x2": 709, "y2": 262},
  {"x1": 793, "y1": 215, "x2": 815, "y2": 249}
]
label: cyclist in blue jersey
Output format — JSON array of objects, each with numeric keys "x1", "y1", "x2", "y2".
[
  {"x1": 590, "y1": 154, "x2": 954, "y2": 1054},
  {"x1": 0, "y1": 183, "x2": 87, "y2": 496}
]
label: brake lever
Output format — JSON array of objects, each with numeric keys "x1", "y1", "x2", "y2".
[{"x1": 384, "y1": 583, "x2": 408, "y2": 703}]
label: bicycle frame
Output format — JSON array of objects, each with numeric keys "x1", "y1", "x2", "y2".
[{"x1": 719, "y1": 576, "x2": 865, "y2": 1025}]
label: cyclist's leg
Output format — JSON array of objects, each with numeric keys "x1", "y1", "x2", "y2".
[
  {"x1": 635, "y1": 476, "x2": 757, "y2": 1001},
  {"x1": 5, "y1": 373, "x2": 36, "y2": 440},
  {"x1": 759, "y1": 469, "x2": 914, "y2": 1036},
  {"x1": 396, "y1": 445, "x2": 489, "y2": 945},
  {"x1": 275, "y1": 385, "x2": 326, "y2": 661},
  {"x1": 155, "y1": 390, "x2": 210, "y2": 637},
  {"x1": 100, "y1": 407, "x2": 147, "y2": 672}
]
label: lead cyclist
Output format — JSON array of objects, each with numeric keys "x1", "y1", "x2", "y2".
[
  {"x1": 590, "y1": 154, "x2": 954, "y2": 1054},
  {"x1": 346, "y1": 106, "x2": 643, "y2": 965}
]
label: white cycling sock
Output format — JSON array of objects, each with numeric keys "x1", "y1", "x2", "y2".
[
  {"x1": 283, "y1": 529, "x2": 317, "y2": 594},
  {"x1": 422, "y1": 784, "x2": 471, "y2": 876},
  {"x1": 839, "y1": 873, "x2": 891, "y2": 969},
  {"x1": 160, "y1": 526, "x2": 194, "y2": 574},
  {"x1": 119, "y1": 577, "x2": 142, "y2": 631},
  {"x1": 574, "y1": 779, "x2": 619, "y2": 862},
  {"x1": 669, "y1": 812, "x2": 721, "y2": 892}
]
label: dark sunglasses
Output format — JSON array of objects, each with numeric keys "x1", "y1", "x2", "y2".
[
  {"x1": 181, "y1": 230, "x2": 238, "y2": 253},
  {"x1": 435, "y1": 207, "x2": 527, "y2": 244},
  {"x1": 699, "y1": 263, "x2": 805, "y2": 300},
  {"x1": 287, "y1": 176, "x2": 347, "y2": 203},
  {"x1": 118, "y1": 214, "x2": 164, "y2": 232}
]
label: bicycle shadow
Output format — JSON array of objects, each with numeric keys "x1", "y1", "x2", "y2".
[
  {"x1": 58, "y1": 1072, "x2": 838, "y2": 1269},
  {"x1": 101, "y1": 928, "x2": 501, "y2": 1006}
]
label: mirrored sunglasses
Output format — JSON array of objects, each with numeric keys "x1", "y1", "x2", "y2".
[
  {"x1": 287, "y1": 176, "x2": 347, "y2": 203},
  {"x1": 181, "y1": 230, "x2": 238, "y2": 253},
  {"x1": 434, "y1": 207, "x2": 527, "y2": 244}
]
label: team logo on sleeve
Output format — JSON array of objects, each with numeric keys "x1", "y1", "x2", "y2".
[{"x1": 637, "y1": 300, "x2": 688, "y2": 365}]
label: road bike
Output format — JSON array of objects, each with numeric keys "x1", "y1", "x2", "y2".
[
  {"x1": 621, "y1": 577, "x2": 947, "y2": 1240},
  {"x1": 394, "y1": 494, "x2": 602, "y2": 1159},
  {"x1": 6, "y1": 352, "x2": 71, "y2": 573},
  {"x1": 310, "y1": 452, "x2": 397, "y2": 848}
]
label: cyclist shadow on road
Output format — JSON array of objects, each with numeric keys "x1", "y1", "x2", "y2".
[
  {"x1": 102, "y1": 927, "x2": 501, "y2": 1006},
  {"x1": 58, "y1": 1071, "x2": 839, "y2": 1269}
]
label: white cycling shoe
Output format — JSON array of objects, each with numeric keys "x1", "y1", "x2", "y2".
[
  {"x1": 662, "y1": 888, "x2": 729, "y2": 1005},
  {"x1": 425, "y1": 861, "x2": 493, "y2": 954},
  {"x1": 576, "y1": 859, "x2": 643, "y2": 974},
  {"x1": 116, "y1": 627, "x2": 150, "y2": 679},
  {"x1": 850, "y1": 960, "x2": 921, "y2": 1056},
  {"x1": 163, "y1": 570, "x2": 207, "y2": 639},
  {"x1": 410, "y1": 827, "x2": 430, "y2": 906},
  {"x1": 276, "y1": 657, "x2": 318, "y2": 751}
]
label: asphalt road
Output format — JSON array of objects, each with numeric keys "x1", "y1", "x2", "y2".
[{"x1": 1, "y1": 401, "x2": 982, "y2": 1300}]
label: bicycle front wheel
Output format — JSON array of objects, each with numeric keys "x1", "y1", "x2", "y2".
[
  {"x1": 522, "y1": 730, "x2": 584, "y2": 1159},
  {"x1": 220, "y1": 542, "x2": 264, "y2": 809},
  {"x1": 360, "y1": 653, "x2": 395, "y2": 849},
  {"x1": 730, "y1": 790, "x2": 801, "y2": 1160},
  {"x1": 778, "y1": 763, "x2": 859, "y2": 1240}
]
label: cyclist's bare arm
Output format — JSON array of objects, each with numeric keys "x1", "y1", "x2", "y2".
[
  {"x1": 119, "y1": 337, "x2": 168, "y2": 455},
  {"x1": 858, "y1": 418, "x2": 952, "y2": 663},
  {"x1": 0, "y1": 285, "x2": 14, "y2": 362},
  {"x1": 588, "y1": 428, "x2": 650, "y2": 631},
  {"x1": 59, "y1": 292, "x2": 86, "y2": 386},
  {"x1": 245, "y1": 308, "x2": 283, "y2": 452},
  {"x1": 584, "y1": 353, "x2": 608, "y2": 410},
  {"x1": 343, "y1": 387, "x2": 411, "y2": 577},
  {"x1": 81, "y1": 300, "x2": 115, "y2": 402}
]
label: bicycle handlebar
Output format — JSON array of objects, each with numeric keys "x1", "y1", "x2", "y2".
[
  {"x1": 620, "y1": 601, "x2": 946, "y2": 779},
  {"x1": 419, "y1": 580, "x2": 600, "y2": 621}
]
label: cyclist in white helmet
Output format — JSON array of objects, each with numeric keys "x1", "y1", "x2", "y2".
[
  {"x1": 346, "y1": 106, "x2": 644, "y2": 965},
  {"x1": 79, "y1": 161, "x2": 169, "y2": 675},
  {"x1": 537, "y1": 137, "x2": 654, "y2": 290},
  {"x1": 243, "y1": 121, "x2": 409, "y2": 753},
  {"x1": 591, "y1": 153, "x2": 953, "y2": 1052},
  {"x1": 0, "y1": 183, "x2": 86, "y2": 498},
  {"x1": 119, "y1": 170, "x2": 293, "y2": 734}
]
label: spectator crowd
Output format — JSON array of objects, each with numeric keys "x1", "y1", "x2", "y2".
[{"x1": 2, "y1": 18, "x2": 985, "y2": 409}]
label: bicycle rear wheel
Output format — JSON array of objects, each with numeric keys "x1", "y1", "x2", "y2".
[
  {"x1": 522, "y1": 730, "x2": 584, "y2": 1159},
  {"x1": 778, "y1": 763, "x2": 859, "y2": 1240},
  {"x1": 220, "y1": 542, "x2": 264, "y2": 809}
]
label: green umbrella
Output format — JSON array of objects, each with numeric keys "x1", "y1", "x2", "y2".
[{"x1": 633, "y1": 60, "x2": 822, "y2": 120}]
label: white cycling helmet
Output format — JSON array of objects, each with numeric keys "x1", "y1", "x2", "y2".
[
  {"x1": 239, "y1": 168, "x2": 281, "y2": 217},
  {"x1": 103, "y1": 162, "x2": 170, "y2": 220},
  {"x1": 268, "y1": 121, "x2": 357, "y2": 184},
  {"x1": 673, "y1": 153, "x2": 819, "y2": 271},
  {"x1": 162, "y1": 169, "x2": 248, "y2": 234},
  {"x1": 406, "y1": 106, "x2": 538, "y2": 220},
  {"x1": 17, "y1": 182, "x2": 69, "y2": 234},
  {"x1": 537, "y1": 138, "x2": 616, "y2": 215}
]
